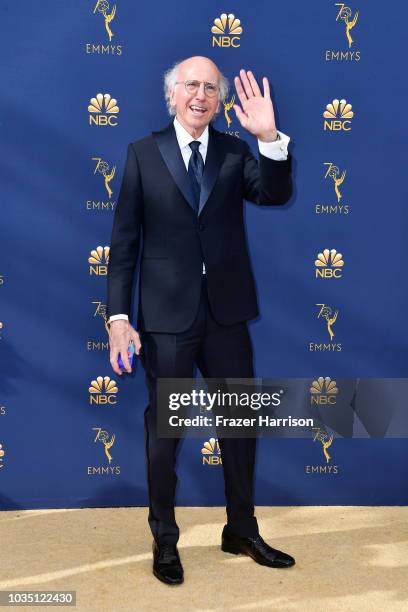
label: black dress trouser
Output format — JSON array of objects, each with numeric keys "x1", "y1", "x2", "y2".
[{"x1": 140, "y1": 275, "x2": 259, "y2": 545}]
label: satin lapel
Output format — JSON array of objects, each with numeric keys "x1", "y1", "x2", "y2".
[
  {"x1": 153, "y1": 123, "x2": 196, "y2": 212},
  {"x1": 198, "y1": 125, "x2": 223, "y2": 215}
]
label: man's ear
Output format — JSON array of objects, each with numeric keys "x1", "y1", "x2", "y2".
[{"x1": 169, "y1": 87, "x2": 175, "y2": 107}]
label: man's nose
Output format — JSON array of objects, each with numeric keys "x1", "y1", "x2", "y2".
[{"x1": 195, "y1": 83, "x2": 206, "y2": 99}]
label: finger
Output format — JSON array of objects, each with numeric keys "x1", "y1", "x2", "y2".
[
  {"x1": 132, "y1": 332, "x2": 142, "y2": 354},
  {"x1": 120, "y1": 342, "x2": 132, "y2": 372},
  {"x1": 262, "y1": 76, "x2": 271, "y2": 99},
  {"x1": 109, "y1": 351, "x2": 123, "y2": 376},
  {"x1": 120, "y1": 345, "x2": 132, "y2": 372},
  {"x1": 233, "y1": 104, "x2": 248, "y2": 129},
  {"x1": 234, "y1": 76, "x2": 248, "y2": 108},
  {"x1": 240, "y1": 69, "x2": 255, "y2": 98},
  {"x1": 247, "y1": 71, "x2": 261, "y2": 96}
]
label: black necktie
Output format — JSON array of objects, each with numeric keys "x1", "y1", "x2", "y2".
[{"x1": 188, "y1": 140, "x2": 204, "y2": 213}]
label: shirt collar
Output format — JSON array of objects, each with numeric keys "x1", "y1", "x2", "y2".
[{"x1": 173, "y1": 117, "x2": 209, "y2": 150}]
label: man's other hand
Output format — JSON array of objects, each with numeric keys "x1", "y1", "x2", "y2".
[{"x1": 109, "y1": 319, "x2": 142, "y2": 375}]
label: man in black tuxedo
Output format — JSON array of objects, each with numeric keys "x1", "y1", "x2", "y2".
[{"x1": 107, "y1": 56, "x2": 295, "y2": 584}]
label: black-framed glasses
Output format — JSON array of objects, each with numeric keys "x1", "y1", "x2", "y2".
[{"x1": 175, "y1": 80, "x2": 219, "y2": 98}]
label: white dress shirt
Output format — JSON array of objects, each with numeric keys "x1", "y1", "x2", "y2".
[{"x1": 109, "y1": 117, "x2": 291, "y2": 323}]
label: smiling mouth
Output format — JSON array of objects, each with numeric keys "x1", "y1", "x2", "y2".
[{"x1": 189, "y1": 105, "x2": 207, "y2": 115}]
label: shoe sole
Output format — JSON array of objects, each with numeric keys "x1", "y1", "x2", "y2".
[
  {"x1": 221, "y1": 541, "x2": 241, "y2": 555},
  {"x1": 153, "y1": 568, "x2": 184, "y2": 585},
  {"x1": 221, "y1": 541, "x2": 295, "y2": 568}
]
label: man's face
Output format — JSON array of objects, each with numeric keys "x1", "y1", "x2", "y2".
[{"x1": 169, "y1": 58, "x2": 221, "y2": 134}]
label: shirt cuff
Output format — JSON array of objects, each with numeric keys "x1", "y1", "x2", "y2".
[
  {"x1": 108, "y1": 314, "x2": 129, "y2": 323},
  {"x1": 258, "y1": 130, "x2": 290, "y2": 161}
]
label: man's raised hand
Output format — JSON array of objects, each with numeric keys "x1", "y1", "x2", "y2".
[{"x1": 233, "y1": 69, "x2": 277, "y2": 142}]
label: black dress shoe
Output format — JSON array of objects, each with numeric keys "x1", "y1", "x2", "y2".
[
  {"x1": 221, "y1": 526, "x2": 295, "y2": 568},
  {"x1": 152, "y1": 541, "x2": 184, "y2": 585}
]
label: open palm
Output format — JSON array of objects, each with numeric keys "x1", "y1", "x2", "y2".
[{"x1": 233, "y1": 69, "x2": 277, "y2": 141}]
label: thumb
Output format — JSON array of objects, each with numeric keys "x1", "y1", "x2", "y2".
[
  {"x1": 131, "y1": 330, "x2": 142, "y2": 354},
  {"x1": 233, "y1": 104, "x2": 247, "y2": 128}
]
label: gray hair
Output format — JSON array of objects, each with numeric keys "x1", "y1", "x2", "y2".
[{"x1": 163, "y1": 59, "x2": 229, "y2": 118}]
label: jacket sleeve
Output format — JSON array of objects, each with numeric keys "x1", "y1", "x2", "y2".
[
  {"x1": 242, "y1": 140, "x2": 293, "y2": 205},
  {"x1": 106, "y1": 143, "x2": 143, "y2": 319}
]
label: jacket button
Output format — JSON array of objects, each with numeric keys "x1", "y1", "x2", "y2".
[{"x1": 198, "y1": 224, "x2": 204, "y2": 232}]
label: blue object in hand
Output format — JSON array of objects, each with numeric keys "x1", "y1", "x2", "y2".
[{"x1": 118, "y1": 340, "x2": 135, "y2": 370}]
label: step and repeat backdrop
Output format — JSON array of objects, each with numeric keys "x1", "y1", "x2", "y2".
[{"x1": 1, "y1": 1, "x2": 407, "y2": 508}]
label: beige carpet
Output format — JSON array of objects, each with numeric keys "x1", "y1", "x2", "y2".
[{"x1": 1, "y1": 506, "x2": 407, "y2": 611}]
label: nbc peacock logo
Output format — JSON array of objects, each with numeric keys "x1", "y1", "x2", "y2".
[
  {"x1": 323, "y1": 98, "x2": 353, "y2": 131},
  {"x1": 0, "y1": 443, "x2": 4, "y2": 468},
  {"x1": 89, "y1": 376, "x2": 118, "y2": 405},
  {"x1": 88, "y1": 93, "x2": 119, "y2": 126},
  {"x1": 315, "y1": 249, "x2": 344, "y2": 279},
  {"x1": 201, "y1": 437, "x2": 222, "y2": 465},
  {"x1": 89, "y1": 246, "x2": 110, "y2": 275},
  {"x1": 310, "y1": 377, "x2": 339, "y2": 405},
  {"x1": 211, "y1": 13, "x2": 243, "y2": 48}
]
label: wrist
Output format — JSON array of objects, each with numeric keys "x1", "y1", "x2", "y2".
[{"x1": 258, "y1": 130, "x2": 279, "y2": 143}]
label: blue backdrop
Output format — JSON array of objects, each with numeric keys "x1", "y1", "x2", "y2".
[{"x1": 1, "y1": 0, "x2": 407, "y2": 509}]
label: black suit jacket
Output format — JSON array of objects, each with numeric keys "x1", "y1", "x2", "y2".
[{"x1": 106, "y1": 122, "x2": 292, "y2": 332}]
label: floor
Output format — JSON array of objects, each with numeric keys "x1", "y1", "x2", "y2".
[{"x1": 1, "y1": 506, "x2": 407, "y2": 611}]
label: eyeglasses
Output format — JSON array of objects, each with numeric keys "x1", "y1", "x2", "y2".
[{"x1": 175, "y1": 80, "x2": 219, "y2": 98}]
